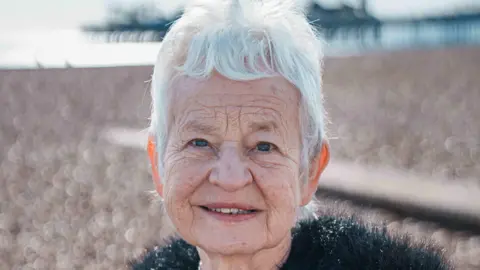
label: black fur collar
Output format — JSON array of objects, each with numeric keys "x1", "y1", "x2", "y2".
[{"x1": 129, "y1": 216, "x2": 451, "y2": 269}]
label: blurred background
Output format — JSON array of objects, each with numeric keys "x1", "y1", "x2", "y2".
[{"x1": 1, "y1": 0, "x2": 479, "y2": 269}]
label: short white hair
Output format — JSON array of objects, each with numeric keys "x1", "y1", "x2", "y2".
[{"x1": 149, "y1": 0, "x2": 326, "y2": 220}]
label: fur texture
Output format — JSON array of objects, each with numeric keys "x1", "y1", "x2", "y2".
[{"x1": 129, "y1": 215, "x2": 452, "y2": 269}]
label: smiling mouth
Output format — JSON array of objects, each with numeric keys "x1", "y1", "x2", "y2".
[{"x1": 200, "y1": 206, "x2": 258, "y2": 215}]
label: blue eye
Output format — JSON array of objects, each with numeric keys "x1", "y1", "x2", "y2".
[
  {"x1": 190, "y1": 139, "x2": 209, "y2": 148},
  {"x1": 256, "y1": 142, "x2": 274, "y2": 152}
]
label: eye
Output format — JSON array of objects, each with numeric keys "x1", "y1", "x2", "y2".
[
  {"x1": 255, "y1": 142, "x2": 276, "y2": 152},
  {"x1": 189, "y1": 138, "x2": 209, "y2": 148}
]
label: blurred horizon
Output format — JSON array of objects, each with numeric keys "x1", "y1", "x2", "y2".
[
  {"x1": 1, "y1": 0, "x2": 479, "y2": 32},
  {"x1": 1, "y1": 0, "x2": 479, "y2": 69}
]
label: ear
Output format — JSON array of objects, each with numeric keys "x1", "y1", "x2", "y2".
[
  {"x1": 147, "y1": 135, "x2": 164, "y2": 197},
  {"x1": 300, "y1": 141, "x2": 330, "y2": 206}
]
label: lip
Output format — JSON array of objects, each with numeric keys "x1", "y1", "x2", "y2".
[
  {"x1": 198, "y1": 203, "x2": 261, "y2": 223},
  {"x1": 201, "y1": 203, "x2": 259, "y2": 211}
]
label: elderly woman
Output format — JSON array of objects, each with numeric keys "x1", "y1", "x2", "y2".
[{"x1": 131, "y1": 0, "x2": 450, "y2": 269}]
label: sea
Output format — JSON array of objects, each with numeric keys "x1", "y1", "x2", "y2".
[{"x1": 1, "y1": 19, "x2": 479, "y2": 69}]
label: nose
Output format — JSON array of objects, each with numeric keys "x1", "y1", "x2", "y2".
[{"x1": 209, "y1": 146, "x2": 253, "y2": 191}]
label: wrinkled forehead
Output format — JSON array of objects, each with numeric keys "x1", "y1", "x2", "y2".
[{"x1": 168, "y1": 73, "x2": 300, "y2": 133}]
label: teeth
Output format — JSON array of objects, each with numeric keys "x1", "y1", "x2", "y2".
[{"x1": 208, "y1": 208, "x2": 253, "y2": 214}]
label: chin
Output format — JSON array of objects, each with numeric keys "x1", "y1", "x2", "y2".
[
  {"x1": 174, "y1": 207, "x2": 293, "y2": 254},
  {"x1": 189, "y1": 217, "x2": 270, "y2": 254},
  {"x1": 197, "y1": 235, "x2": 266, "y2": 255},
  {"x1": 192, "y1": 224, "x2": 288, "y2": 256}
]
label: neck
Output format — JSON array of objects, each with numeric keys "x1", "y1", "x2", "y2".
[{"x1": 197, "y1": 234, "x2": 292, "y2": 270}]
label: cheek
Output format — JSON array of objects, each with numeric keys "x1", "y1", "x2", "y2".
[
  {"x1": 255, "y1": 164, "x2": 300, "y2": 208},
  {"x1": 163, "y1": 157, "x2": 208, "y2": 208},
  {"x1": 162, "y1": 163, "x2": 202, "y2": 229}
]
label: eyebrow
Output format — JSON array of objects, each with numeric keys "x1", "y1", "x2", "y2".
[
  {"x1": 247, "y1": 120, "x2": 279, "y2": 133},
  {"x1": 181, "y1": 119, "x2": 280, "y2": 135},
  {"x1": 183, "y1": 120, "x2": 218, "y2": 135}
]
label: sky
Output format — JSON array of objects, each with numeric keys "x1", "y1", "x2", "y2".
[{"x1": 0, "y1": 0, "x2": 477, "y2": 31}]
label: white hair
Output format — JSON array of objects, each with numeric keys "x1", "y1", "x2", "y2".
[{"x1": 149, "y1": 0, "x2": 326, "y2": 221}]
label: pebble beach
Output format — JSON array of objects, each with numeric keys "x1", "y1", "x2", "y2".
[{"x1": 1, "y1": 46, "x2": 479, "y2": 269}]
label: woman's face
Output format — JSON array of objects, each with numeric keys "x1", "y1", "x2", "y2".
[{"x1": 160, "y1": 72, "x2": 315, "y2": 255}]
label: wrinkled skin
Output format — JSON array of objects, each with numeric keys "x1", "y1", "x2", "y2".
[{"x1": 153, "y1": 72, "x2": 326, "y2": 270}]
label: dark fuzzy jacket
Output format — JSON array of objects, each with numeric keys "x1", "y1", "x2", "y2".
[{"x1": 129, "y1": 216, "x2": 452, "y2": 270}]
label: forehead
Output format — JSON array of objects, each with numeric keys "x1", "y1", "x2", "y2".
[{"x1": 170, "y1": 73, "x2": 300, "y2": 128}]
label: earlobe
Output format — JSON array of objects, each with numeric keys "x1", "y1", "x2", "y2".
[
  {"x1": 301, "y1": 142, "x2": 330, "y2": 206},
  {"x1": 315, "y1": 142, "x2": 330, "y2": 180},
  {"x1": 147, "y1": 135, "x2": 164, "y2": 197}
]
